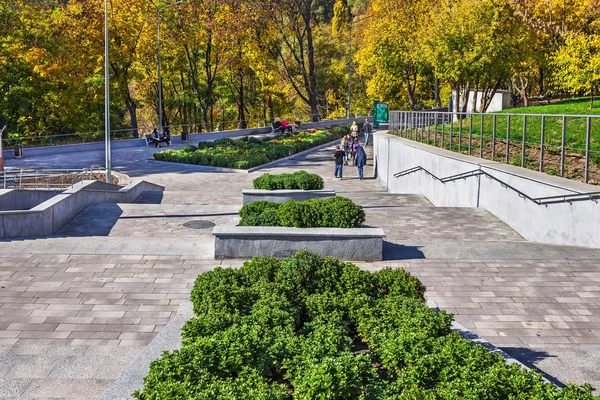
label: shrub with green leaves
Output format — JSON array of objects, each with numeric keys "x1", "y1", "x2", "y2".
[
  {"x1": 253, "y1": 171, "x2": 324, "y2": 191},
  {"x1": 238, "y1": 196, "x2": 365, "y2": 228},
  {"x1": 134, "y1": 251, "x2": 599, "y2": 400}
]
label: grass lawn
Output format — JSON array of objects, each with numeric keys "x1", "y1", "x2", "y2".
[{"x1": 395, "y1": 97, "x2": 600, "y2": 183}]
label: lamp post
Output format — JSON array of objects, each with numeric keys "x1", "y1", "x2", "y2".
[
  {"x1": 157, "y1": 1, "x2": 184, "y2": 136},
  {"x1": 104, "y1": 0, "x2": 111, "y2": 183}
]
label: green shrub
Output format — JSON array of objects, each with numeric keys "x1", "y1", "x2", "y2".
[
  {"x1": 135, "y1": 251, "x2": 599, "y2": 400},
  {"x1": 253, "y1": 171, "x2": 324, "y2": 190},
  {"x1": 238, "y1": 196, "x2": 364, "y2": 228}
]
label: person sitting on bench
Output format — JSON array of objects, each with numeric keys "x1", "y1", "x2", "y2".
[
  {"x1": 162, "y1": 127, "x2": 172, "y2": 146},
  {"x1": 280, "y1": 119, "x2": 292, "y2": 133},
  {"x1": 151, "y1": 129, "x2": 161, "y2": 147}
]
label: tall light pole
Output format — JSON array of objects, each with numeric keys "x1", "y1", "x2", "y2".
[
  {"x1": 157, "y1": 1, "x2": 184, "y2": 135},
  {"x1": 104, "y1": 0, "x2": 112, "y2": 183}
]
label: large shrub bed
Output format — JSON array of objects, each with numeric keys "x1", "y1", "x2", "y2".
[
  {"x1": 253, "y1": 171, "x2": 324, "y2": 190},
  {"x1": 134, "y1": 251, "x2": 598, "y2": 400},
  {"x1": 154, "y1": 126, "x2": 349, "y2": 169},
  {"x1": 238, "y1": 196, "x2": 365, "y2": 228}
]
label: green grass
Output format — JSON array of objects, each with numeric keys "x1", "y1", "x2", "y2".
[{"x1": 498, "y1": 97, "x2": 600, "y2": 116}]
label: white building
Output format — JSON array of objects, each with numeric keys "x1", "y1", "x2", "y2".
[{"x1": 451, "y1": 89, "x2": 512, "y2": 113}]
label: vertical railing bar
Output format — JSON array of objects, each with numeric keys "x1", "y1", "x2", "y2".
[
  {"x1": 506, "y1": 115, "x2": 511, "y2": 164},
  {"x1": 434, "y1": 113, "x2": 437, "y2": 147},
  {"x1": 449, "y1": 111, "x2": 453, "y2": 151},
  {"x1": 469, "y1": 113, "x2": 473, "y2": 155},
  {"x1": 585, "y1": 116, "x2": 591, "y2": 183},
  {"x1": 427, "y1": 113, "x2": 431, "y2": 143},
  {"x1": 540, "y1": 116, "x2": 545, "y2": 173},
  {"x1": 521, "y1": 115, "x2": 527, "y2": 168},
  {"x1": 458, "y1": 112, "x2": 462, "y2": 153},
  {"x1": 480, "y1": 114, "x2": 484, "y2": 158},
  {"x1": 441, "y1": 113, "x2": 445, "y2": 149},
  {"x1": 492, "y1": 114, "x2": 497, "y2": 159},
  {"x1": 560, "y1": 116, "x2": 566, "y2": 177}
]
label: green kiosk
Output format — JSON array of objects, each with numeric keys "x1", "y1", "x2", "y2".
[{"x1": 373, "y1": 101, "x2": 389, "y2": 128}]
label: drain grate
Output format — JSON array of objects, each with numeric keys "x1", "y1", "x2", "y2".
[{"x1": 183, "y1": 220, "x2": 216, "y2": 230}]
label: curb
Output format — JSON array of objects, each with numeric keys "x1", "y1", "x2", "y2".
[
  {"x1": 141, "y1": 138, "x2": 341, "y2": 174},
  {"x1": 98, "y1": 301, "x2": 194, "y2": 400}
]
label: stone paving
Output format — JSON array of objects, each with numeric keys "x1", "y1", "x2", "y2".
[{"x1": 1, "y1": 132, "x2": 600, "y2": 398}]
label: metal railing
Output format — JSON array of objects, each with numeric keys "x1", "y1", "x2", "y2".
[
  {"x1": 389, "y1": 110, "x2": 600, "y2": 185},
  {"x1": 0, "y1": 117, "x2": 292, "y2": 150},
  {"x1": 1, "y1": 166, "x2": 107, "y2": 189},
  {"x1": 393, "y1": 166, "x2": 600, "y2": 205}
]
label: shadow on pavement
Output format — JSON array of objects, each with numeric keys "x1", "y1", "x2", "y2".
[
  {"x1": 383, "y1": 241, "x2": 425, "y2": 260},
  {"x1": 500, "y1": 347, "x2": 563, "y2": 387}
]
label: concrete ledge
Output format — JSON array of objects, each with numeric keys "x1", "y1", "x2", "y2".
[
  {"x1": 0, "y1": 180, "x2": 164, "y2": 238},
  {"x1": 213, "y1": 225, "x2": 385, "y2": 261},
  {"x1": 242, "y1": 189, "x2": 335, "y2": 205}
]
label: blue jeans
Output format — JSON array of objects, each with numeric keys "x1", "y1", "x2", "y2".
[
  {"x1": 357, "y1": 166, "x2": 364, "y2": 179},
  {"x1": 335, "y1": 164, "x2": 343, "y2": 178},
  {"x1": 364, "y1": 132, "x2": 369, "y2": 146}
]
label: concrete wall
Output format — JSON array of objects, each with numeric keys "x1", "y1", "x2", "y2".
[
  {"x1": 2, "y1": 117, "x2": 372, "y2": 160},
  {"x1": 242, "y1": 189, "x2": 336, "y2": 205},
  {"x1": 373, "y1": 132, "x2": 600, "y2": 248},
  {"x1": 0, "y1": 189, "x2": 63, "y2": 211},
  {"x1": 213, "y1": 226, "x2": 384, "y2": 261},
  {"x1": 0, "y1": 180, "x2": 164, "y2": 238}
]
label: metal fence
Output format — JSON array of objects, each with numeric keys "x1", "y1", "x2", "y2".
[
  {"x1": 1, "y1": 166, "x2": 107, "y2": 189},
  {"x1": 0, "y1": 117, "x2": 285, "y2": 150},
  {"x1": 390, "y1": 110, "x2": 600, "y2": 185}
]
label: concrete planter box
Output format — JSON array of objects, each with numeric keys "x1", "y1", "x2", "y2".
[
  {"x1": 242, "y1": 189, "x2": 336, "y2": 205},
  {"x1": 213, "y1": 226, "x2": 385, "y2": 261}
]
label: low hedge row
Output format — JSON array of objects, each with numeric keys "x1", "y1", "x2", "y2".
[
  {"x1": 153, "y1": 126, "x2": 350, "y2": 169},
  {"x1": 238, "y1": 196, "x2": 365, "y2": 228},
  {"x1": 253, "y1": 171, "x2": 324, "y2": 190},
  {"x1": 134, "y1": 251, "x2": 598, "y2": 399}
]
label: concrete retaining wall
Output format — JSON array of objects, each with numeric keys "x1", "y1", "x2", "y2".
[
  {"x1": 373, "y1": 132, "x2": 600, "y2": 248},
  {"x1": 0, "y1": 189, "x2": 63, "y2": 211},
  {"x1": 242, "y1": 189, "x2": 336, "y2": 205},
  {"x1": 2, "y1": 117, "x2": 372, "y2": 160},
  {"x1": 213, "y1": 226, "x2": 385, "y2": 261},
  {"x1": 0, "y1": 180, "x2": 164, "y2": 238}
]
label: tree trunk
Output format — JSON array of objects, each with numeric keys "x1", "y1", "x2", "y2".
[
  {"x1": 267, "y1": 95, "x2": 274, "y2": 125},
  {"x1": 305, "y1": 10, "x2": 319, "y2": 122},
  {"x1": 180, "y1": 71, "x2": 188, "y2": 137},
  {"x1": 238, "y1": 68, "x2": 246, "y2": 129},
  {"x1": 125, "y1": 96, "x2": 139, "y2": 138},
  {"x1": 434, "y1": 78, "x2": 441, "y2": 108}
]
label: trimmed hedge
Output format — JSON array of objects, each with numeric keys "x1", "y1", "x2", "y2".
[
  {"x1": 134, "y1": 251, "x2": 599, "y2": 400},
  {"x1": 153, "y1": 127, "x2": 349, "y2": 169},
  {"x1": 238, "y1": 196, "x2": 365, "y2": 228},
  {"x1": 253, "y1": 171, "x2": 324, "y2": 190}
]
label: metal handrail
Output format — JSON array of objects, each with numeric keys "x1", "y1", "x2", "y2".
[
  {"x1": 1, "y1": 166, "x2": 106, "y2": 189},
  {"x1": 393, "y1": 166, "x2": 600, "y2": 205}
]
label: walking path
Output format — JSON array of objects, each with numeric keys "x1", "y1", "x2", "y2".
[{"x1": 1, "y1": 132, "x2": 600, "y2": 398}]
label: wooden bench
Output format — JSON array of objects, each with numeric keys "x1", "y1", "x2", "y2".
[{"x1": 144, "y1": 134, "x2": 171, "y2": 148}]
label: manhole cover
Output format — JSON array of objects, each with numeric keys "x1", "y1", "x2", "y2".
[{"x1": 183, "y1": 220, "x2": 216, "y2": 229}]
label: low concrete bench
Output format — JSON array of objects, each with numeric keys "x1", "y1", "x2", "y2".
[
  {"x1": 242, "y1": 189, "x2": 336, "y2": 205},
  {"x1": 213, "y1": 225, "x2": 385, "y2": 261}
]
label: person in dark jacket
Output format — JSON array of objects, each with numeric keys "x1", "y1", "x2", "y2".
[
  {"x1": 334, "y1": 146, "x2": 344, "y2": 179},
  {"x1": 362, "y1": 118, "x2": 373, "y2": 146},
  {"x1": 355, "y1": 144, "x2": 367, "y2": 180}
]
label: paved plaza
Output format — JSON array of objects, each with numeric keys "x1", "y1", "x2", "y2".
[{"x1": 1, "y1": 132, "x2": 600, "y2": 398}]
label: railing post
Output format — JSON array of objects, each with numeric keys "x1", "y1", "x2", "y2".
[
  {"x1": 506, "y1": 115, "x2": 511, "y2": 164},
  {"x1": 585, "y1": 117, "x2": 591, "y2": 183},
  {"x1": 540, "y1": 116, "x2": 545, "y2": 173},
  {"x1": 458, "y1": 112, "x2": 462, "y2": 153},
  {"x1": 449, "y1": 111, "x2": 453, "y2": 151},
  {"x1": 441, "y1": 113, "x2": 445, "y2": 149},
  {"x1": 560, "y1": 116, "x2": 566, "y2": 177},
  {"x1": 480, "y1": 114, "x2": 484, "y2": 158},
  {"x1": 492, "y1": 115, "x2": 497, "y2": 159},
  {"x1": 521, "y1": 116, "x2": 527, "y2": 168},
  {"x1": 434, "y1": 113, "x2": 437, "y2": 147},
  {"x1": 469, "y1": 113, "x2": 473, "y2": 155},
  {"x1": 427, "y1": 113, "x2": 431, "y2": 143}
]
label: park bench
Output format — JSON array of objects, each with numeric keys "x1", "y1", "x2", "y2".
[{"x1": 144, "y1": 134, "x2": 171, "y2": 148}]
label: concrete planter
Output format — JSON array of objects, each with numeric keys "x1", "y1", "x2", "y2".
[
  {"x1": 213, "y1": 225, "x2": 385, "y2": 261},
  {"x1": 242, "y1": 189, "x2": 336, "y2": 205}
]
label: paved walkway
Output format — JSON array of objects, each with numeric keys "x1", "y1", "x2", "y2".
[{"x1": 1, "y1": 133, "x2": 600, "y2": 398}]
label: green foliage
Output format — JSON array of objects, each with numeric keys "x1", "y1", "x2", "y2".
[
  {"x1": 154, "y1": 128, "x2": 345, "y2": 169},
  {"x1": 238, "y1": 196, "x2": 366, "y2": 228},
  {"x1": 135, "y1": 250, "x2": 600, "y2": 400},
  {"x1": 253, "y1": 170, "x2": 324, "y2": 190}
]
